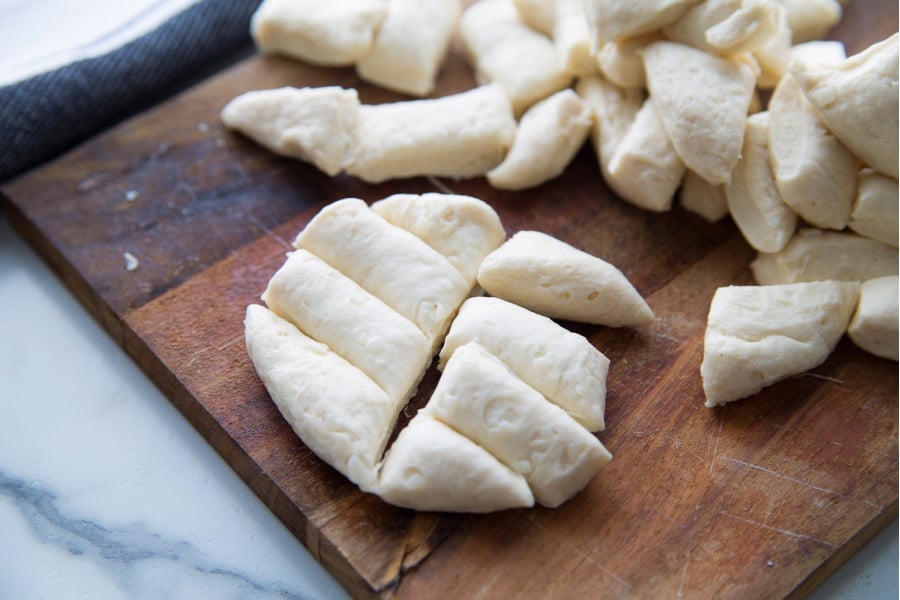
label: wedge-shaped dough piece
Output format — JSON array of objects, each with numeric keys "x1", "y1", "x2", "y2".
[
  {"x1": 377, "y1": 415, "x2": 535, "y2": 512},
  {"x1": 478, "y1": 231, "x2": 655, "y2": 327},
  {"x1": 849, "y1": 170, "x2": 899, "y2": 248},
  {"x1": 370, "y1": 193, "x2": 507, "y2": 286},
  {"x1": 355, "y1": 0, "x2": 461, "y2": 96},
  {"x1": 791, "y1": 33, "x2": 899, "y2": 179},
  {"x1": 848, "y1": 276, "x2": 899, "y2": 361},
  {"x1": 262, "y1": 248, "x2": 431, "y2": 403},
  {"x1": 643, "y1": 40, "x2": 756, "y2": 185},
  {"x1": 752, "y1": 4, "x2": 790, "y2": 89},
  {"x1": 575, "y1": 75, "x2": 644, "y2": 190},
  {"x1": 726, "y1": 112, "x2": 797, "y2": 253},
  {"x1": 244, "y1": 305, "x2": 393, "y2": 492},
  {"x1": 597, "y1": 33, "x2": 660, "y2": 89},
  {"x1": 250, "y1": 0, "x2": 387, "y2": 66},
  {"x1": 585, "y1": 0, "x2": 702, "y2": 43},
  {"x1": 680, "y1": 170, "x2": 728, "y2": 222},
  {"x1": 751, "y1": 229, "x2": 899, "y2": 286},
  {"x1": 440, "y1": 297, "x2": 610, "y2": 432},
  {"x1": 294, "y1": 198, "x2": 470, "y2": 344},
  {"x1": 775, "y1": 0, "x2": 842, "y2": 43},
  {"x1": 220, "y1": 86, "x2": 360, "y2": 177},
  {"x1": 487, "y1": 89, "x2": 593, "y2": 191},
  {"x1": 553, "y1": 0, "x2": 596, "y2": 76},
  {"x1": 460, "y1": 0, "x2": 572, "y2": 115},
  {"x1": 664, "y1": 0, "x2": 779, "y2": 55},
  {"x1": 347, "y1": 84, "x2": 517, "y2": 182},
  {"x1": 701, "y1": 281, "x2": 860, "y2": 407},
  {"x1": 424, "y1": 342, "x2": 612, "y2": 508},
  {"x1": 767, "y1": 74, "x2": 858, "y2": 230},
  {"x1": 607, "y1": 97, "x2": 685, "y2": 212}
]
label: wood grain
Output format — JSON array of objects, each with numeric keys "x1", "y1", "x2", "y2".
[{"x1": 2, "y1": 3, "x2": 897, "y2": 598}]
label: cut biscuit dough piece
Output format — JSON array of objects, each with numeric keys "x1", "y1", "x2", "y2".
[
  {"x1": 355, "y1": 0, "x2": 461, "y2": 96},
  {"x1": 597, "y1": 33, "x2": 660, "y2": 89},
  {"x1": 751, "y1": 229, "x2": 899, "y2": 286},
  {"x1": 767, "y1": 74, "x2": 859, "y2": 230},
  {"x1": 294, "y1": 198, "x2": 470, "y2": 345},
  {"x1": 262, "y1": 248, "x2": 431, "y2": 403},
  {"x1": 848, "y1": 276, "x2": 899, "y2": 361},
  {"x1": 575, "y1": 75, "x2": 645, "y2": 193},
  {"x1": 250, "y1": 0, "x2": 387, "y2": 66},
  {"x1": 244, "y1": 305, "x2": 392, "y2": 492},
  {"x1": 553, "y1": 0, "x2": 596, "y2": 76},
  {"x1": 752, "y1": 4, "x2": 791, "y2": 89},
  {"x1": 848, "y1": 170, "x2": 899, "y2": 248},
  {"x1": 642, "y1": 40, "x2": 756, "y2": 185},
  {"x1": 487, "y1": 89, "x2": 593, "y2": 191},
  {"x1": 370, "y1": 193, "x2": 507, "y2": 287},
  {"x1": 477, "y1": 231, "x2": 654, "y2": 327},
  {"x1": 347, "y1": 83, "x2": 517, "y2": 182},
  {"x1": 440, "y1": 296, "x2": 609, "y2": 432},
  {"x1": 680, "y1": 170, "x2": 728, "y2": 222},
  {"x1": 377, "y1": 415, "x2": 535, "y2": 512},
  {"x1": 606, "y1": 96, "x2": 685, "y2": 212},
  {"x1": 790, "y1": 33, "x2": 899, "y2": 179},
  {"x1": 701, "y1": 280, "x2": 860, "y2": 407},
  {"x1": 775, "y1": 0, "x2": 842, "y2": 43},
  {"x1": 725, "y1": 112, "x2": 797, "y2": 253},
  {"x1": 423, "y1": 342, "x2": 612, "y2": 508},
  {"x1": 585, "y1": 0, "x2": 703, "y2": 44},
  {"x1": 460, "y1": 0, "x2": 572, "y2": 115},
  {"x1": 664, "y1": 0, "x2": 779, "y2": 55},
  {"x1": 220, "y1": 86, "x2": 360, "y2": 177}
]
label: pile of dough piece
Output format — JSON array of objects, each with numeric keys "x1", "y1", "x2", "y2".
[{"x1": 245, "y1": 193, "x2": 656, "y2": 512}]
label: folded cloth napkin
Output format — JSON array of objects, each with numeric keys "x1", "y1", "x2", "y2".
[{"x1": 0, "y1": 0, "x2": 261, "y2": 183}]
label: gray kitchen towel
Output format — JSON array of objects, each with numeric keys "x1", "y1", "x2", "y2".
[{"x1": 0, "y1": 0, "x2": 261, "y2": 183}]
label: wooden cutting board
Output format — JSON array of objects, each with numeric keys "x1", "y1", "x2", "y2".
[{"x1": 3, "y1": 4, "x2": 897, "y2": 598}]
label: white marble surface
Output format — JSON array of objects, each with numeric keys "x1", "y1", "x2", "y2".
[{"x1": 0, "y1": 1, "x2": 897, "y2": 598}]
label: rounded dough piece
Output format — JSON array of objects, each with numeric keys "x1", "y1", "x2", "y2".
[
  {"x1": 440, "y1": 296, "x2": 610, "y2": 432},
  {"x1": 487, "y1": 89, "x2": 593, "y2": 191},
  {"x1": 751, "y1": 229, "x2": 899, "y2": 286},
  {"x1": 370, "y1": 193, "x2": 507, "y2": 287},
  {"x1": 377, "y1": 415, "x2": 535, "y2": 512},
  {"x1": 848, "y1": 276, "x2": 899, "y2": 362},
  {"x1": 294, "y1": 198, "x2": 471, "y2": 345},
  {"x1": 790, "y1": 33, "x2": 899, "y2": 179},
  {"x1": 355, "y1": 0, "x2": 461, "y2": 97},
  {"x1": 250, "y1": 0, "x2": 387, "y2": 66},
  {"x1": 220, "y1": 86, "x2": 360, "y2": 177},
  {"x1": 423, "y1": 342, "x2": 612, "y2": 508},
  {"x1": 477, "y1": 231, "x2": 654, "y2": 327},
  {"x1": 725, "y1": 111, "x2": 797, "y2": 253},
  {"x1": 848, "y1": 170, "x2": 899, "y2": 248},
  {"x1": 262, "y1": 248, "x2": 431, "y2": 404},
  {"x1": 701, "y1": 281, "x2": 860, "y2": 407},
  {"x1": 244, "y1": 305, "x2": 393, "y2": 492}
]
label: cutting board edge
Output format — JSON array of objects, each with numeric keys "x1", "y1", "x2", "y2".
[
  {"x1": 0, "y1": 193, "x2": 382, "y2": 600},
  {"x1": 787, "y1": 499, "x2": 898, "y2": 600}
]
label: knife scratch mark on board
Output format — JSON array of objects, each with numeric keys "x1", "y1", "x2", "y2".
[
  {"x1": 718, "y1": 457, "x2": 885, "y2": 510},
  {"x1": 708, "y1": 412, "x2": 724, "y2": 476},
  {"x1": 426, "y1": 176, "x2": 456, "y2": 196},
  {"x1": 676, "y1": 504, "x2": 703, "y2": 599},
  {"x1": 247, "y1": 215, "x2": 292, "y2": 251},
  {"x1": 184, "y1": 335, "x2": 244, "y2": 370},
  {"x1": 527, "y1": 513, "x2": 634, "y2": 591},
  {"x1": 718, "y1": 511, "x2": 839, "y2": 548}
]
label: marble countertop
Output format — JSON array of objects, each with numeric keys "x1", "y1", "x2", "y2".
[{"x1": 0, "y1": 2, "x2": 896, "y2": 598}]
